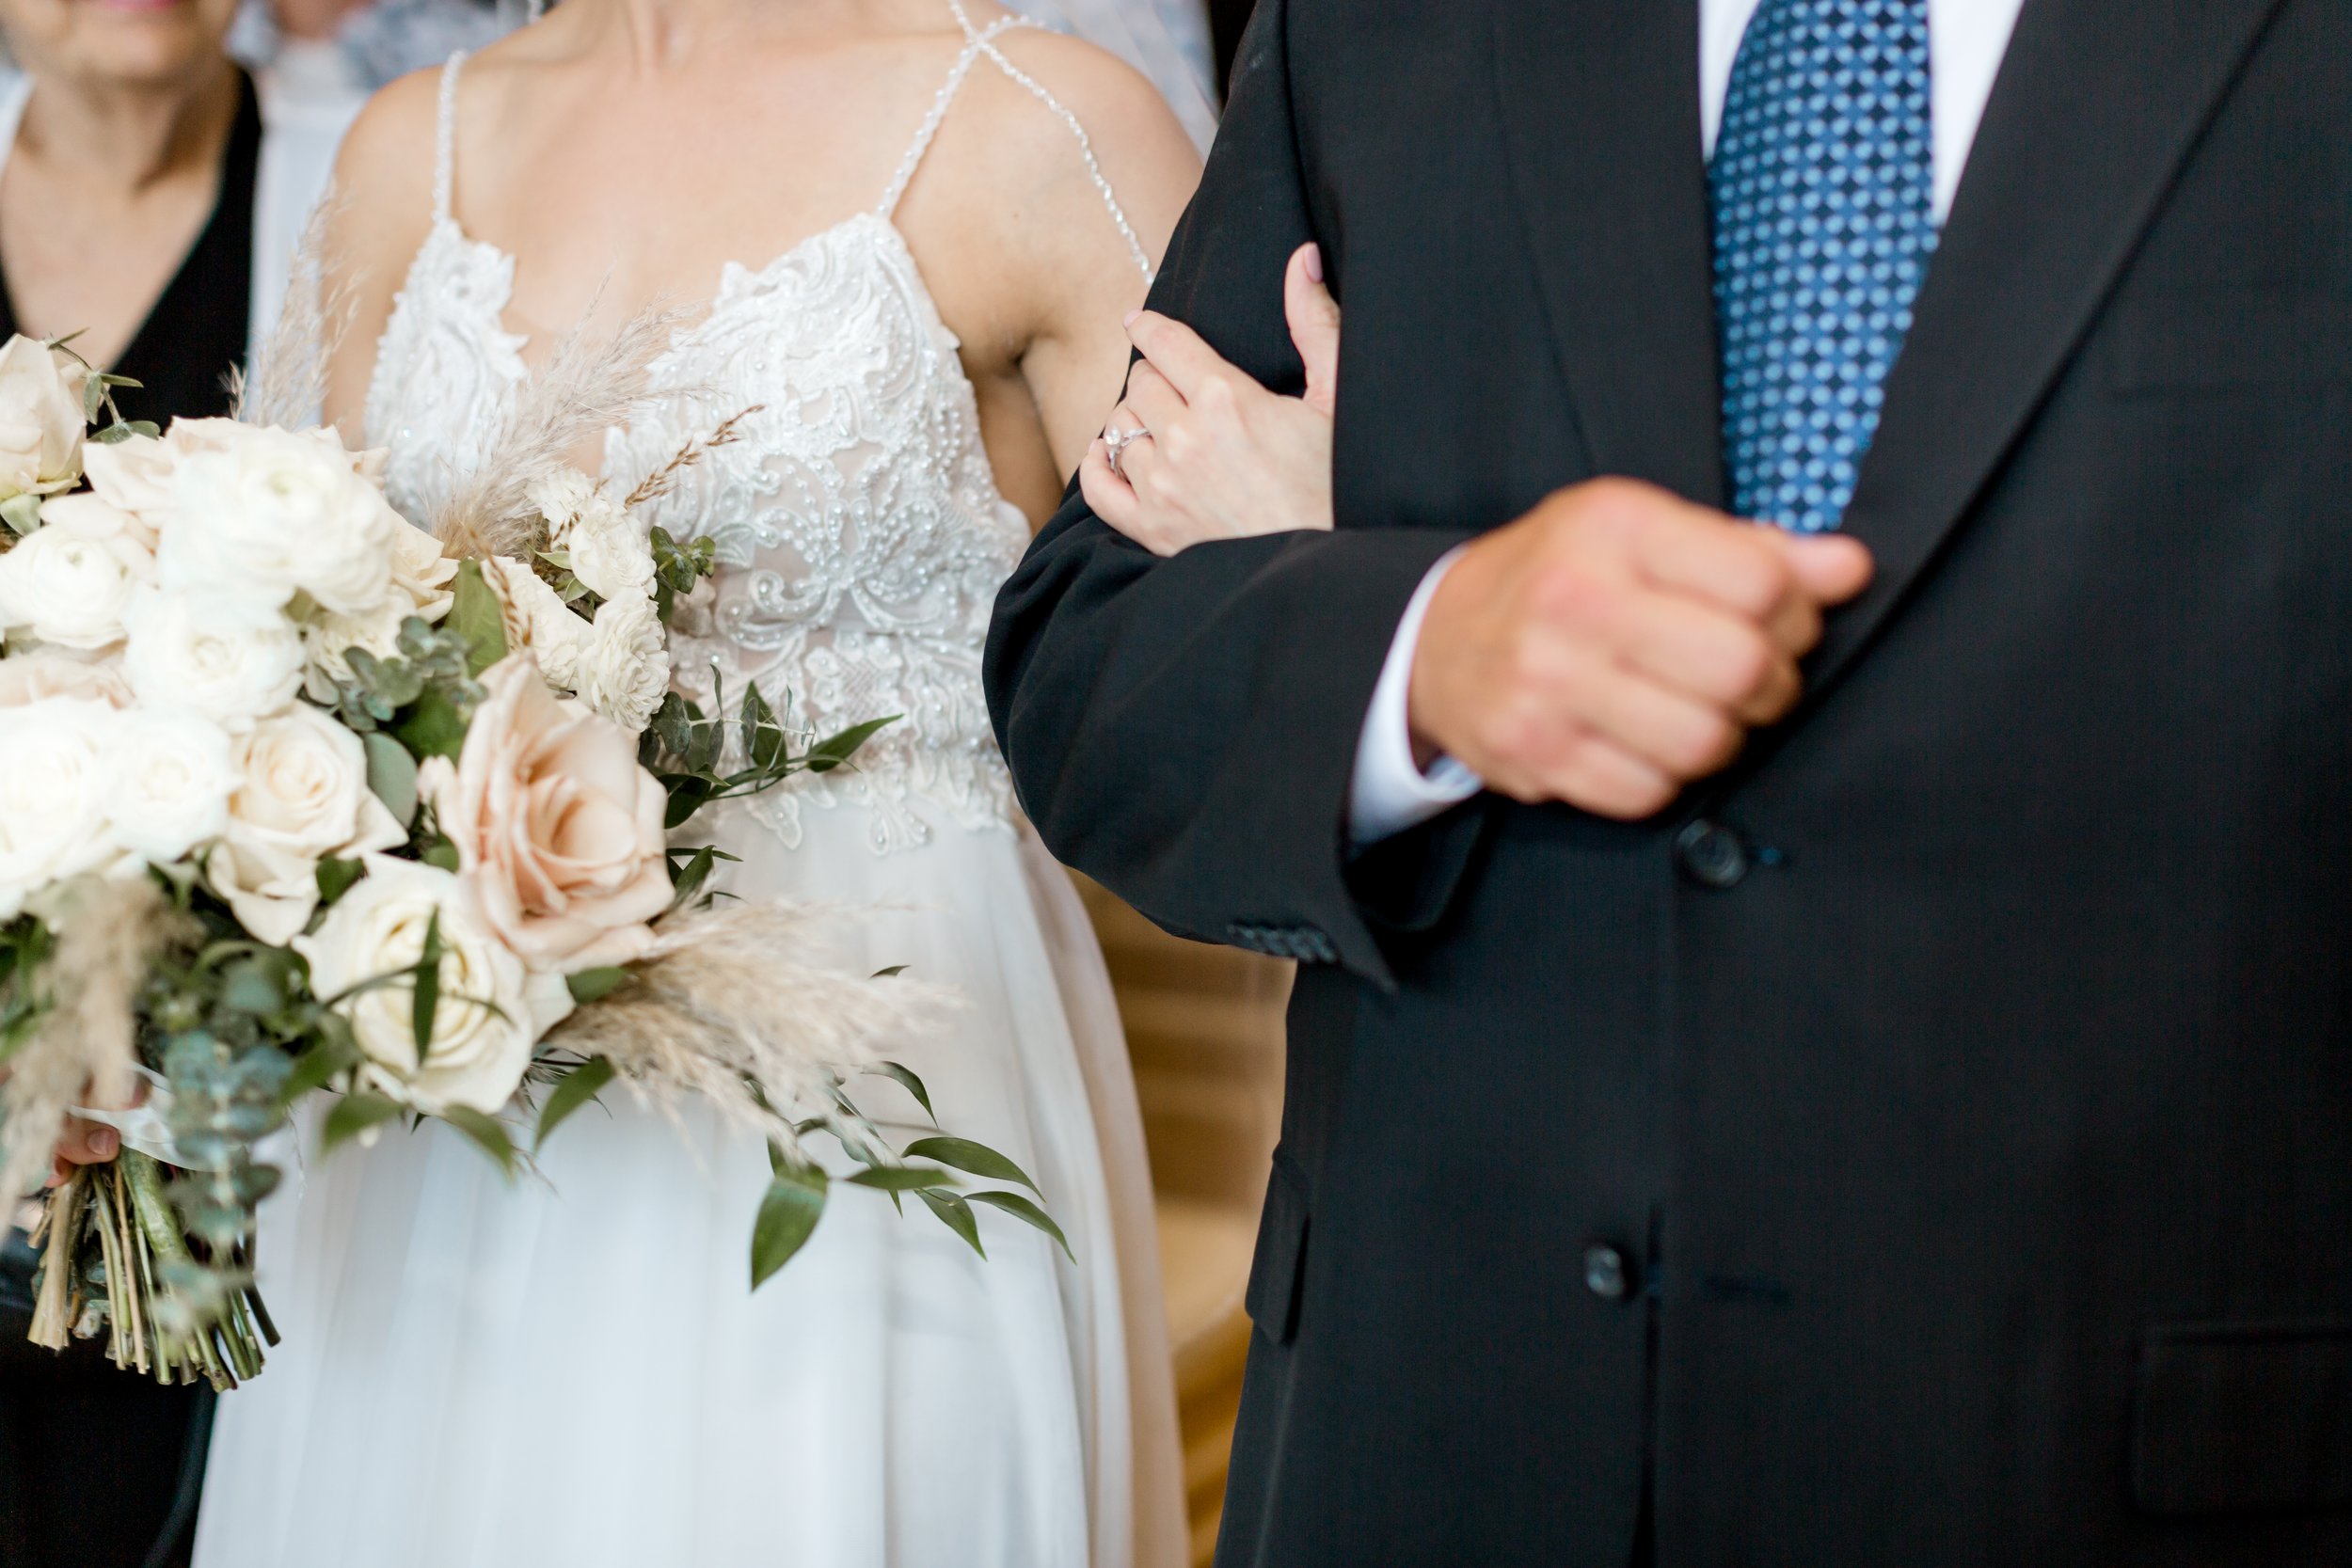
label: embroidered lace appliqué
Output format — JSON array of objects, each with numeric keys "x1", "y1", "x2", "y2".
[{"x1": 361, "y1": 11, "x2": 1147, "y2": 856}]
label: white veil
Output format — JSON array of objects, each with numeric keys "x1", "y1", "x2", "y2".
[{"x1": 1006, "y1": 0, "x2": 1220, "y2": 152}]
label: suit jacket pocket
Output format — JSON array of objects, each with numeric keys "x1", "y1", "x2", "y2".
[
  {"x1": 2108, "y1": 292, "x2": 2352, "y2": 393},
  {"x1": 2132, "y1": 1319, "x2": 2352, "y2": 1516},
  {"x1": 1244, "y1": 1148, "x2": 1311, "y2": 1345}
]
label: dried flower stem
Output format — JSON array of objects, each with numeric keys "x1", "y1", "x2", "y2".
[{"x1": 623, "y1": 404, "x2": 763, "y2": 509}]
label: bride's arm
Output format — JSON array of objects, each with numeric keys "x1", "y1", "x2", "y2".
[
  {"x1": 969, "y1": 32, "x2": 1202, "y2": 502},
  {"x1": 315, "y1": 71, "x2": 444, "y2": 440}
]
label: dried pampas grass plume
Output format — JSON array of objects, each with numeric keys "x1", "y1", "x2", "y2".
[
  {"x1": 430, "y1": 297, "x2": 691, "y2": 563},
  {"x1": 0, "y1": 879, "x2": 196, "y2": 1204},
  {"x1": 232, "y1": 189, "x2": 356, "y2": 431},
  {"x1": 543, "y1": 901, "x2": 955, "y2": 1140}
]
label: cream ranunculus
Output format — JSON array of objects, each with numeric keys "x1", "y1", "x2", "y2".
[
  {"x1": 0, "y1": 647, "x2": 133, "y2": 708},
  {"x1": 121, "y1": 586, "x2": 304, "y2": 728},
  {"x1": 0, "y1": 494, "x2": 155, "y2": 650},
  {"x1": 294, "y1": 855, "x2": 571, "y2": 1115},
  {"x1": 153, "y1": 423, "x2": 402, "y2": 613},
  {"x1": 104, "y1": 707, "x2": 238, "y2": 864},
  {"x1": 0, "y1": 337, "x2": 88, "y2": 502},
  {"x1": 0, "y1": 697, "x2": 119, "y2": 920},
  {"x1": 571, "y1": 593, "x2": 670, "y2": 734},
  {"x1": 485, "y1": 555, "x2": 591, "y2": 691},
  {"x1": 532, "y1": 470, "x2": 655, "y2": 603},
  {"x1": 204, "y1": 704, "x2": 405, "y2": 943},
  {"x1": 419, "y1": 653, "x2": 671, "y2": 973},
  {"x1": 296, "y1": 523, "x2": 461, "y2": 701}
]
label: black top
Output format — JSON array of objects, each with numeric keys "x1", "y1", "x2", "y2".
[{"x1": 0, "y1": 70, "x2": 260, "y2": 423}]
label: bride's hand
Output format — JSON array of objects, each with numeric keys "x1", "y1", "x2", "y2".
[{"x1": 1080, "y1": 243, "x2": 1340, "y2": 557}]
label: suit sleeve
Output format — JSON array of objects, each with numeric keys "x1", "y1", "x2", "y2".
[{"x1": 983, "y1": 0, "x2": 1470, "y2": 990}]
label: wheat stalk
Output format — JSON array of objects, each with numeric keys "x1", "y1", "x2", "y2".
[{"x1": 622, "y1": 404, "x2": 763, "y2": 510}]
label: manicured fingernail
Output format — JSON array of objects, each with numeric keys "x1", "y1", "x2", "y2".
[
  {"x1": 1302, "y1": 244, "x2": 1325, "y2": 284},
  {"x1": 1123, "y1": 309, "x2": 1143, "y2": 328},
  {"x1": 90, "y1": 1129, "x2": 117, "y2": 1157}
]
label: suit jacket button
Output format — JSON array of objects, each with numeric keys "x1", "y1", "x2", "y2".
[
  {"x1": 1583, "y1": 1243, "x2": 1631, "y2": 1302},
  {"x1": 1675, "y1": 819, "x2": 1749, "y2": 889}
]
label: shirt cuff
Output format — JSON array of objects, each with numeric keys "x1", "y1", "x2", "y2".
[{"x1": 1348, "y1": 548, "x2": 1483, "y2": 846}]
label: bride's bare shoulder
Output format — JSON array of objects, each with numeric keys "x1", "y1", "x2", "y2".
[{"x1": 911, "y1": 14, "x2": 1201, "y2": 264}]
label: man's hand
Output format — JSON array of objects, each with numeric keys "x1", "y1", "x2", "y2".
[{"x1": 1409, "y1": 479, "x2": 1874, "y2": 817}]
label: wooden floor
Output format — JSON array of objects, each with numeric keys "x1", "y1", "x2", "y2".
[{"x1": 1073, "y1": 877, "x2": 1290, "y2": 1568}]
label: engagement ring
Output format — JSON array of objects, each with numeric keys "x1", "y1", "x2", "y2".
[{"x1": 1104, "y1": 421, "x2": 1149, "y2": 481}]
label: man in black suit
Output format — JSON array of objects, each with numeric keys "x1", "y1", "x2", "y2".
[{"x1": 987, "y1": 1, "x2": 2352, "y2": 1563}]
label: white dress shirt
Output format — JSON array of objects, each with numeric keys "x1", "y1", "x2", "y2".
[{"x1": 1349, "y1": 0, "x2": 2028, "y2": 844}]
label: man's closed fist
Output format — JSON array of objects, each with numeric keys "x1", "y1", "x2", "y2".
[{"x1": 1408, "y1": 478, "x2": 1874, "y2": 818}]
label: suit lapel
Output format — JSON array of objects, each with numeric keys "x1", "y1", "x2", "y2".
[
  {"x1": 1493, "y1": 0, "x2": 1723, "y2": 508},
  {"x1": 1803, "y1": 0, "x2": 2290, "y2": 697}
]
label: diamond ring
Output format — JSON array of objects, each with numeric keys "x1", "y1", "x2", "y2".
[{"x1": 1103, "y1": 421, "x2": 1149, "y2": 482}]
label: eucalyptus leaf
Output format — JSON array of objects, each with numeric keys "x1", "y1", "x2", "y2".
[
  {"x1": 663, "y1": 778, "x2": 714, "y2": 832},
  {"x1": 918, "y1": 1188, "x2": 984, "y2": 1258},
  {"x1": 393, "y1": 688, "x2": 469, "y2": 761},
  {"x1": 534, "y1": 1055, "x2": 617, "y2": 1150},
  {"x1": 968, "y1": 1190, "x2": 1074, "y2": 1262},
  {"x1": 420, "y1": 838, "x2": 460, "y2": 872},
  {"x1": 320, "y1": 1092, "x2": 403, "y2": 1154},
  {"x1": 901, "y1": 1136, "x2": 1039, "y2": 1196},
  {"x1": 871, "y1": 965, "x2": 910, "y2": 979},
  {"x1": 362, "y1": 732, "x2": 421, "y2": 827},
  {"x1": 440, "y1": 1106, "x2": 518, "y2": 1175},
  {"x1": 447, "y1": 559, "x2": 508, "y2": 677},
  {"x1": 0, "y1": 493, "x2": 40, "y2": 536},
  {"x1": 750, "y1": 1170, "x2": 828, "y2": 1288}
]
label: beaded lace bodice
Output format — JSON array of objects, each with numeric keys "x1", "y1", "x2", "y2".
[{"x1": 364, "y1": 6, "x2": 1151, "y2": 854}]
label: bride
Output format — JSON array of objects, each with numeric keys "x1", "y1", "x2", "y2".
[{"x1": 186, "y1": 3, "x2": 1204, "y2": 1564}]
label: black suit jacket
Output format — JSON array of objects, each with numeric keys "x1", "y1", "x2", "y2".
[{"x1": 986, "y1": 2, "x2": 2352, "y2": 1563}]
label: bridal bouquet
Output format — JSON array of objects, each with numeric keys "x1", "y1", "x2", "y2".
[{"x1": 0, "y1": 333, "x2": 1057, "y2": 1390}]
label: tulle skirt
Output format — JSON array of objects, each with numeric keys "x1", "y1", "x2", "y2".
[{"x1": 191, "y1": 797, "x2": 1184, "y2": 1568}]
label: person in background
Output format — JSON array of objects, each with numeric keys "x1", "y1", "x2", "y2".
[
  {"x1": 0, "y1": 0, "x2": 349, "y2": 1559},
  {"x1": 228, "y1": 0, "x2": 507, "y2": 110}
]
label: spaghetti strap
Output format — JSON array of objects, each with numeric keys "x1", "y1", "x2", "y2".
[
  {"x1": 434, "y1": 51, "x2": 468, "y2": 227},
  {"x1": 879, "y1": 2, "x2": 1156, "y2": 284}
]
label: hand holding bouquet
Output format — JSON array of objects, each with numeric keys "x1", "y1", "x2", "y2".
[{"x1": 0, "y1": 335, "x2": 1057, "y2": 1389}]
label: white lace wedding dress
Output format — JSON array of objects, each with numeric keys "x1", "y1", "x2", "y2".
[{"x1": 192, "y1": 15, "x2": 1184, "y2": 1567}]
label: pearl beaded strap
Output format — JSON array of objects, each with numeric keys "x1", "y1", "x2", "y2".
[
  {"x1": 881, "y1": 1, "x2": 1157, "y2": 284},
  {"x1": 434, "y1": 50, "x2": 468, "y2": 227}
]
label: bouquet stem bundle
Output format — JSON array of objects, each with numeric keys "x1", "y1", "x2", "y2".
[{"x1": 30, "y1": 1149, "x2": 274, "y2": 1386}]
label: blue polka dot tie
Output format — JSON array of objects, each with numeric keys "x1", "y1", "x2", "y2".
[{"x1": 1711, "y1": 0, "x2": 1935, "y2": 532}]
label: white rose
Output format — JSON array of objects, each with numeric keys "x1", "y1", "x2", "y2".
[
  {"x1": 204, "y1": 704, "x2": 405, "y2": 943},
  {"x1": 294, "y1": 856, "x2": 572, "y2": 1115},
  {"x1": 0, "y1": 336, "x2": 88, "y2": 502},
  {"x1": 571, "y1": 592, "x2": 669, "y2": 733},
  {"x1": 0, "y1": 494, "x2": 154, "y2": 649},
  {"x1": 532, "y1": 470, "x2": 655, "y2": 603},
  {"x1": 121, "y1": 587, "x2": 304, "y2": 727},
  {"x1": 388, "y1": 520, "x2": 457, "y2": 622},
  {"x1": 0, "y1": 698, "x2": 118, "y2": 919},
  {"x1": 154, "y1": 423, "x2": 401, "y2": 613},
  {"x1": 0, "y1": 647, "x2": 133, "y2": 709},
  {"x1": 104, "y1": 707, "x2": 238, "y2": 863}
]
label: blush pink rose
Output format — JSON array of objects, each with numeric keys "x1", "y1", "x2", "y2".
[{"x1": 420, "y1": 653, "x2": 671, "y2": 973}]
